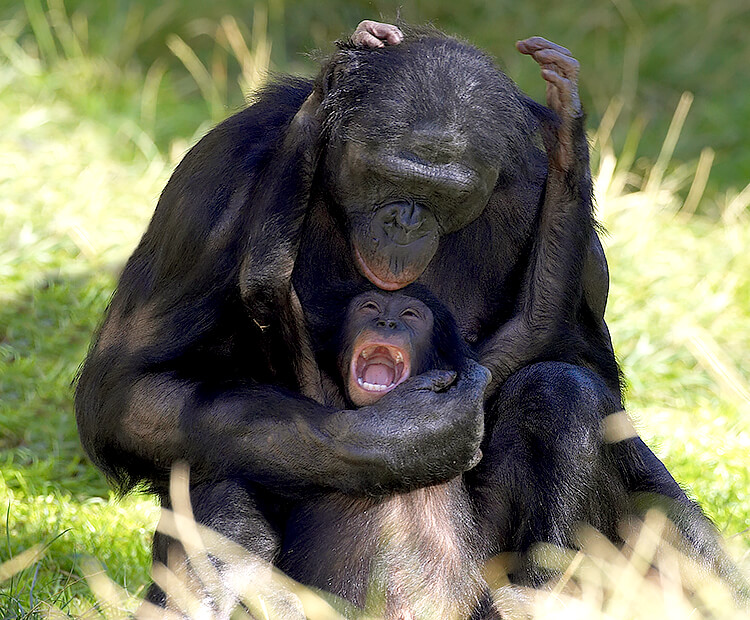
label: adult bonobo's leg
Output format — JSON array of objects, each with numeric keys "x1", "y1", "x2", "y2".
[
  {"x1": 473, "y1": 363, "x2": 748, "y2": 597},
  {"x1": 469, "y1": 362, "x2": 627, "y2": 584},
  {"x1": 609, "y1": 435, "x2": 750, "y2": 598}
]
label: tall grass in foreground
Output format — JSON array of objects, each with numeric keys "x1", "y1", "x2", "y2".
[
  {"x1": 3, "y1": 466, "x2": 748, "y2": 619},
  {"x1": 1, "y1": 3, "x2": 749, "y2": 618}
]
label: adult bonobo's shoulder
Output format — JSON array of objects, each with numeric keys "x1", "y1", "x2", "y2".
[{"x1": 155, "y1": 77, "x2": 315, "y2": 225}]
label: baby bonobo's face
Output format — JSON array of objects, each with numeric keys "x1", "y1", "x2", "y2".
[{"x1": 341, "y1": 291, "x2": 434, "y2": 407}]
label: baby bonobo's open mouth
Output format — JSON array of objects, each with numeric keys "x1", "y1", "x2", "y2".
[{"x1": 348, "y1": 343, "x2": 411, "y2": 406}]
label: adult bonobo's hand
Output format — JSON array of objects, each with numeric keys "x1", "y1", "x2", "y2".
[
  {"x1": 326, "y1": 360, "x2": 490, "y2": 494},
  {"x1": 516, "y1": 37, "x2": 582, "y2": 170}
]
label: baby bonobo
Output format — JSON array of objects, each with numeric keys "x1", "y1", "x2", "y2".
[
  {"x1": 280, "y1": 288, "x2": 499, "y2": 620},
  {"x1": 343, "y1": 290, "x2": 441, "y2": 406}
]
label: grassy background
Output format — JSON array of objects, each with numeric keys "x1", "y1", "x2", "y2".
[{"x1": 0, "y1": 0, "x2": 748, "y2": 617}]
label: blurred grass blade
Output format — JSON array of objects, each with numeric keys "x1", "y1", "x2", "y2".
[
  {"x1": 47, "y1": 0, "x2": 84, "y2": 60},
  {"x1": 677, "y1": 322, "x2": 750, "y2": 411},
  {"x1": 167, "y1": 33, "x2": 223, "y2": 120},
  {"x1": 0, "y1": 544, "x2": 44, "y2": 581},
  {"x1": 220, "y1": 8, "x2": 272, "y2": 98},
  {"x1": 140, "y1": 58, "x2": 168, "y2": 134},
  {"x1": 723, "y1": 181, "x2": 750, "y2": 225},
  {"x1": 681, "y1": 147, "x2": 715, "y2": 217},
  {"x1": 23, "y1": 0, "x2": 58, "y2": 62},
  {"x1": 645, "y1": 92, "x2": 693, "y2": 197}
]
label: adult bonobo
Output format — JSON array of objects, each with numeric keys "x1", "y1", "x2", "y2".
[{"x1": 75, "y1": 20, "x2": 742, "y2": 611}]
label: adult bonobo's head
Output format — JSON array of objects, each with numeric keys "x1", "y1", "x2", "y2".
[
  {"x1": 316, "y1": 26, "x2": 537, "y2": 290},
  {"x1": 338, "y1": 287, "x2": 472, "y2": 406}
]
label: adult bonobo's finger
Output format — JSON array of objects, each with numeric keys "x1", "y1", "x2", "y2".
[
  {"x1": 409, "y1": 369, "x2": 458, "y2": 392},
  {"x1": 541, "y1": 70, "x2": 573, "y2": 107},
  {"x1": 457, "y1": 360, "x2": 492, "y2": 401},
  {"x1": 366, "y1": 21, "x2": 403, "y2": 45},
  {"x1": 352, "y1": 30, "x2": 385, "y2": 49},
  {"x1": 516, "y1": 36, "x2": 573, "y2": 58},
  {"x1": 352, "y1": 20, "x2": 403, "y2": 48}
]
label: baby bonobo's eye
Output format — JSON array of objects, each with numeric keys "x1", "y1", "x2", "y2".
[
  {"x1": 400, "y1": 308, "x2": 420, "y2": 319},
  {"x1": 360, "y1": 300, "x2": 380, "y2": 313}
]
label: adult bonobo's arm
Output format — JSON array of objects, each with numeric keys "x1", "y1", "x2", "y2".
[
  {"x1": 243, "y1": 20, "x2": 403, "y2": 403},
  {"x1": 478, "y1": 38, "x2": 612, "y2": 394},
  {"x1": 75, "y1": 61, "x2": 486, "y2": 500}
]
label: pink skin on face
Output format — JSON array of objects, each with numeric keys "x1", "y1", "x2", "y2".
[
  {"x1": 347, "y1": 339, "x2": 412, "y2": 407},
  {"x1": 353, "y1": 245, "x2": 408, "y2": 291}
]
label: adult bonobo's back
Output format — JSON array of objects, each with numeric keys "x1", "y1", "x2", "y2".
[{"x1": 75, "y1": 21, "x2": 746, "y2": 613}]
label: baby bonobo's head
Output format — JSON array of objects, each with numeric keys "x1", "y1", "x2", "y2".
[{"x1": 339, "y1": 290, "x2": 440, "y2": 407}]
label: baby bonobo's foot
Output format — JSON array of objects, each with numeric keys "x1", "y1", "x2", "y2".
[{"x1": 517, "y1": 37, "x2": 582, "y2": 170}]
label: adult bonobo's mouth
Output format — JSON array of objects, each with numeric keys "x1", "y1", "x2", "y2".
[
  {"x1": 352, "y1": 201, "x2": 439, "y2": 290},
  {"x1": 348, "y1": 342, "x2": 411, "y2": 406}
]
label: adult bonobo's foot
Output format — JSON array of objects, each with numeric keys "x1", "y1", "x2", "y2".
[
  {"x1": 351, "y1": 20, "x2": 404, "y2": 48},
  {"x1": 516, "y1": 37, "x2": 582, "y2": 171}
]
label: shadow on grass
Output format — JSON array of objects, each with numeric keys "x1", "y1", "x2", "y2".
[
  {"x1": 0, "y1": 266, "x2": 158, "y2": 617},
  {"x1": 0, "y1": 267, "x2": 118, "y2": 497}
]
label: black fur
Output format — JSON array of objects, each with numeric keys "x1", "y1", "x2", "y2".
[
  {"x1": 280, "y1": 287, "x2": 497, "y2": 618},
  {"x1": 75, "y1": 27, "x2": 746, "y2": 615}
]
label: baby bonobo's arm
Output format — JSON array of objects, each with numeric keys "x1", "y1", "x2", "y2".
[{"x1": 478, "y1": 38, "x2": 598, "y2": 394}]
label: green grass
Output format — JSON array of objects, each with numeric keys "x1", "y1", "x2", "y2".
[
  {"x1": 4, "y1": 0, "x2": 749, "y2": 197},
  {"x1": 0, "y1": 34, "x2": 166, "y2": 614},
  {"x1": 0, "y1": 2, "x2": 749, "y2": 617}
]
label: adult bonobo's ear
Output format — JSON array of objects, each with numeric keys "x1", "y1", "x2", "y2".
[
  {"x1": 286, "y1": 85, "x2": 325, "y2": 170},
  {"x1": 317, "y1": 48, "x2": 361, "y2": 105}
]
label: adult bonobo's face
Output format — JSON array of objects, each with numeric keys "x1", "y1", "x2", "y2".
[
  {"x1": 341, "y1": 291, "x2": 434, "y2": 406},
  {"x1": 319, "y1": 33, "x2": 532, "y2": 290}
]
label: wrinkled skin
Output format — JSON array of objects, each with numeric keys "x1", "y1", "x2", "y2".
[{"x1": 75, "y1": 21, "x2": 747, "y2": 616}]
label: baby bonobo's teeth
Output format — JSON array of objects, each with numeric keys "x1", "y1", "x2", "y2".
[{"x1": 358, "y1": 378, "x2": 393, "y2": 391}]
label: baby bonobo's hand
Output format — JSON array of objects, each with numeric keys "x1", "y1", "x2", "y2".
[
  {"x1": 516, "y1": 37, "x2": 582, "y2": 170},
  {"x1": 351, "y1": 20, "x2": 403, "y2": 48}
]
